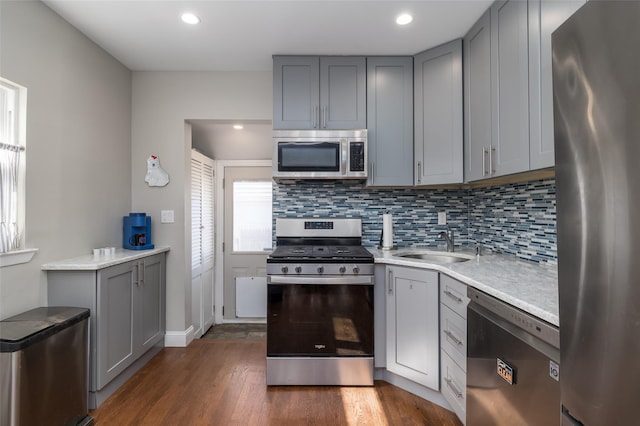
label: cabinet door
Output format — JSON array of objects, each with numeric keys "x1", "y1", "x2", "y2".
[
  {"x1": 366, "y1": 56, "x2": 413, "y2": 187},
  {"x1": 386, "y1": 267, "x2": 439, "y2": 390},
  {"x1": 96, "y1": 261, "x2": 136, "y2": 389},
  {"x1": 464, "y1": 10, "x2": 492, "y2": 182},
  {"x1": 415, "y1": 40, "x2": 463, "y2": 185},
  {"x1": 528, "y1": 0, "x2": 585, "y2": 169},
  {"x1": 320, "y1": 56, "x2": 366, "y2": 129},
  {"x1": 273, "y1": 56, "x2": 319, "y2": 129},
  {"x1": 139, "y1": 254, "x2": 165, "y2": 353},
  {"x1": 441, "y1": 349, "x2": 467, "y2": 424},
  {"x1": 491, "y1": 0, "x2": 530, "y2": 177}
]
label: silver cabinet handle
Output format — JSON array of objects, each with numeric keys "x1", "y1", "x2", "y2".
[
  {"x1": 370, "y1": 162, "x2": 375, "y2": 185},
  {"x1": 445, "y1": 377, "x2": 463, "y2": 399},
  {"x1": 490, "y1": 145, "x2": 496, "y2": 175},
  {"x1": 482, "y1": 147, "x2": 488, "y2": 176},
  {"x1": 416, "y1": 161, "x2": 422, "y2": 185},
  {"x1": 132, "y1": 263, "x2": 139, "y2": 286},
  {"x1": 444, "y1": 290, "x2": 463, "y2": 303},
  {"x1": 388, "y1": 268, "x2": 393, "y2": 295},
  {"x1": 138, "y1": 261, "x2": 145, "y2": 285},
  {"x1": 322, "y1": 106, "x2": 328, "y2": 128},
  {"x1": 444, "y1": 329, "x2": 463, "y2": 346},
  {"x1": 313, "y1": 105, "x2": 318, "y2": 128}
]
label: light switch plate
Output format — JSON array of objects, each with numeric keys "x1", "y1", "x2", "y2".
[
  {"x1": 438, "y1": 211, "x2": 447, "y2": 225},
  {"x1": 161, "y1": 210, "x2": 174, "y2": 223}
]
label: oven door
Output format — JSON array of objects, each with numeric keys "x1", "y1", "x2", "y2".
[{"x1": 267, "y1": 275, "x2": 374, "y2": 357}]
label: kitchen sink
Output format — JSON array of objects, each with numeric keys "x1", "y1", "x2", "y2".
[{"x1": 393, "y1": 251, "x2": 473, "y2": 263}]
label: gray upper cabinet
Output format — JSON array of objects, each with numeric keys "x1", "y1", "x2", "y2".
[
  {"x1": 366, "y1": 56, "x2": 414, "y2": 187},
  {"x1": 273, "y1": 56, "x2": 319, "y2": 129},
  {"x1": 528, "y1": 0, "x2": 585, "y2": 169},
  {"x1": 464, "y1": 9, "x2": 492, "y2": 182},
  {"x1": 490, "y1": 0, "x2": 530, "y2": 177},
  {"x1": 273, "y1": 56, "x2": 366, "y2": 130},
  {"x1": 320, "y1": 57, "x2": 367, "y2": 129},
  {"x1": 415, "y1": 40, "x2": 463, "y2": 185},
  {"x1": 465, "y1": 0, "x2": 585, "y2": 182}
]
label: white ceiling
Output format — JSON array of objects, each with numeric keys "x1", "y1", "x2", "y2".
[{"x1": 43, "y1": 0, "x2": 493, "y2": 72}]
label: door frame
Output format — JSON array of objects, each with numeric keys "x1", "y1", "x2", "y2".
[{"x1": 214, "y1": 159, "x2": 272, "y2": 324}]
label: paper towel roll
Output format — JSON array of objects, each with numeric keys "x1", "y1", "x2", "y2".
[{"x1": 382, "y1": 213, "x2": 393, "y2": 249}]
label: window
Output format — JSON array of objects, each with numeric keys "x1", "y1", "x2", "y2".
[
  {"x1": 0, "y1": 77, "x2": 26, "y2": 255},
  {"x1": 232, "y1": 181, "x2": 272, "y2": 252}
]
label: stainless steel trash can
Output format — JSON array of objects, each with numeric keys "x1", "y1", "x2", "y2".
[{"x1": 0, "y1": 307, "x2": 94, "y2": 426}]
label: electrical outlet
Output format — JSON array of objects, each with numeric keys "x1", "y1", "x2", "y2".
[
  {"x1": 438, "y1": 211, "x2": 447, "y2": 225},
  {"x1": 161, "y1": 210, "x2": 174, "y2": 223}
]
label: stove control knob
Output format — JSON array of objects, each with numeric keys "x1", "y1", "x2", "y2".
[
  {"x1": 353, "y1": 266, "x2": 360, "y2": 274},
  {"x1": 339, "y1": 266, "x2": 347, "y2": 274},
  {"x1": 281, "y1": 266, "x2": 289, "y2": 274},
  {"x1": 295, "y1": 266, "x2": 302, "y2": 274},
  {"x1": 317, "y1": 266, "x2": 324, "y2": 274}
]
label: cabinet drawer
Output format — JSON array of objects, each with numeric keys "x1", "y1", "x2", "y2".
[
  {"x1": 440, "y1": 304, "x2": 467, "y2": 370},
  {"x1": 440, "y1": 275, "x2": 469, "y2": 318},
  {"x1": 441, "y1": 349, "x2": 466, "y2": 424}
]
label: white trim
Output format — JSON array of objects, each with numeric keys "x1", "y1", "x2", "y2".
[
  {"x1": 0, "y1": 248, "x2": 37, "y2": 268},
  {"x1": 214, "y1": 159, "x2": 272, "y2": 324},
  {"x1": 164, "y1": 325, "x2": 195, "y2": 347},
  {"x1": 221, "y1": 318, "x2": 266, "y2": 324}
]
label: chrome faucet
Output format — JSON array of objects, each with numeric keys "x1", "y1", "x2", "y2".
[{"x1": 438, "y1": 225, "x2": 455, "y2": 252}]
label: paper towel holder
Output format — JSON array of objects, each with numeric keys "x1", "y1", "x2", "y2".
[{"x1": 379, "y1": 211, "x2": 396, "y2": 250}]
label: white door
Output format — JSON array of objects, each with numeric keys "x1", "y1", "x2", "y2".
[
  {"x1": 191, "y1": 150, "x2": 215, "y2": 337},
  {"x1": 223, "y1": 166, "x2": 272, "y2": 320}
]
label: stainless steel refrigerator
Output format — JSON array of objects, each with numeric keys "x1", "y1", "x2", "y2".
[{"x1": 553, "y1": 1, "x2": 640, "y2": 424}]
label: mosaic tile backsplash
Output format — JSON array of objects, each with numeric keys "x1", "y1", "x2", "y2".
[{"x1": 272, "y1": 178, "x2": 557, "y2": 264}]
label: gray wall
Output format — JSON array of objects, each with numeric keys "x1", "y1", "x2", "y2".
[
  {"x1": 0, "y1": 1, "x2": 132, "y2": 319},
  {"x1": 131, "y1": 71, "x2": 272, "y2": 336}
]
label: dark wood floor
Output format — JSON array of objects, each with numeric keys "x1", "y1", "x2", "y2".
[{"x1": 90, "y1": 338, "x2": 462, "y2": 425}]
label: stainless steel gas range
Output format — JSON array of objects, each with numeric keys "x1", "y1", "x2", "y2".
[{"x1": 266, "y1": 218, "x2": 374, "y2": 386}]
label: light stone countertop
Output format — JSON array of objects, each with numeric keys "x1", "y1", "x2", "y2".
[
  {"x1": 367, "y1": 246, "x2": 559, "y2": 327},
  {"x1": 41, "y1": 246, "x2": 170, "y2": 271}
]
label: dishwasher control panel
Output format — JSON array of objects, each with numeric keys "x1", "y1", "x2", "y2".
[{"x1": 467, "y1": 287, "x2": 559, "y2": 349}]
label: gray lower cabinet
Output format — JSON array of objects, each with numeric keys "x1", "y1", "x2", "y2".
[
  {"x1": 366, "y1": 56, "x2": 414, "y2": 187},
  {"x1": 414, "y1": 40, "x2": 463, "y2": 185},
  {"x1": 273, "y1": 55, "x2": 366, "y2": 130},
  {"x1": 439, "y1": 275, "x2": 469, "y2": 424},
  {"x1": 386, "y1": 266, "x2": 439, "y2": 391},
  {"x1": 47, "y1": 252, "x2": 166, "y2": 408}
]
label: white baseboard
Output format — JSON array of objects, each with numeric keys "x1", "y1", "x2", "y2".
[
  {"x1": 164, "y1": 325, "x2": 195, "y2": 347},
  {"x1": 222, "y1": 318, "x2": 266, "y2": 324}
]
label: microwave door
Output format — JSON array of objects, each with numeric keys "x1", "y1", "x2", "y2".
[{"x1": 277, "y1": 142, "x2": 340, "y2": 172}]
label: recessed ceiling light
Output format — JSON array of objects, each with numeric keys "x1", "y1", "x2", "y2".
[
  {"x1": 396, "y1": 13, "x2": 413, "y2": 26},
  {"x1": 233, "y1": 124, "x2": 244, "y2": 130},
  {"x1": 181, "y1": 13, "x2": 200, "y2": 25}
]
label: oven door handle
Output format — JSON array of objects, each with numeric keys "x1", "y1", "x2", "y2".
[{"x1": 267, "y1": 275, "x2": 374, "y2": 286}]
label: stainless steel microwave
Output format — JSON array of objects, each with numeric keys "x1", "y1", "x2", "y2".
[{"x1": 272, "y1": 129, "x2": 367, "y2": 181}]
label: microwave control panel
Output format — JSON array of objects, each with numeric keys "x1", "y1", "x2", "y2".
[{"x1": 349, "y1": 142, "x2": 365, "y2": 172}]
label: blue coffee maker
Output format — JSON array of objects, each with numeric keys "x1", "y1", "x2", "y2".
[{"x1": 123, "y1": 213, "x2": 154, "y2": 250}]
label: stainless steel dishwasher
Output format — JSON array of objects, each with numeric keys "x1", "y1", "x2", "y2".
[{"x1": 466, "y1": 287, "x2": 560, "y2": 425}]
